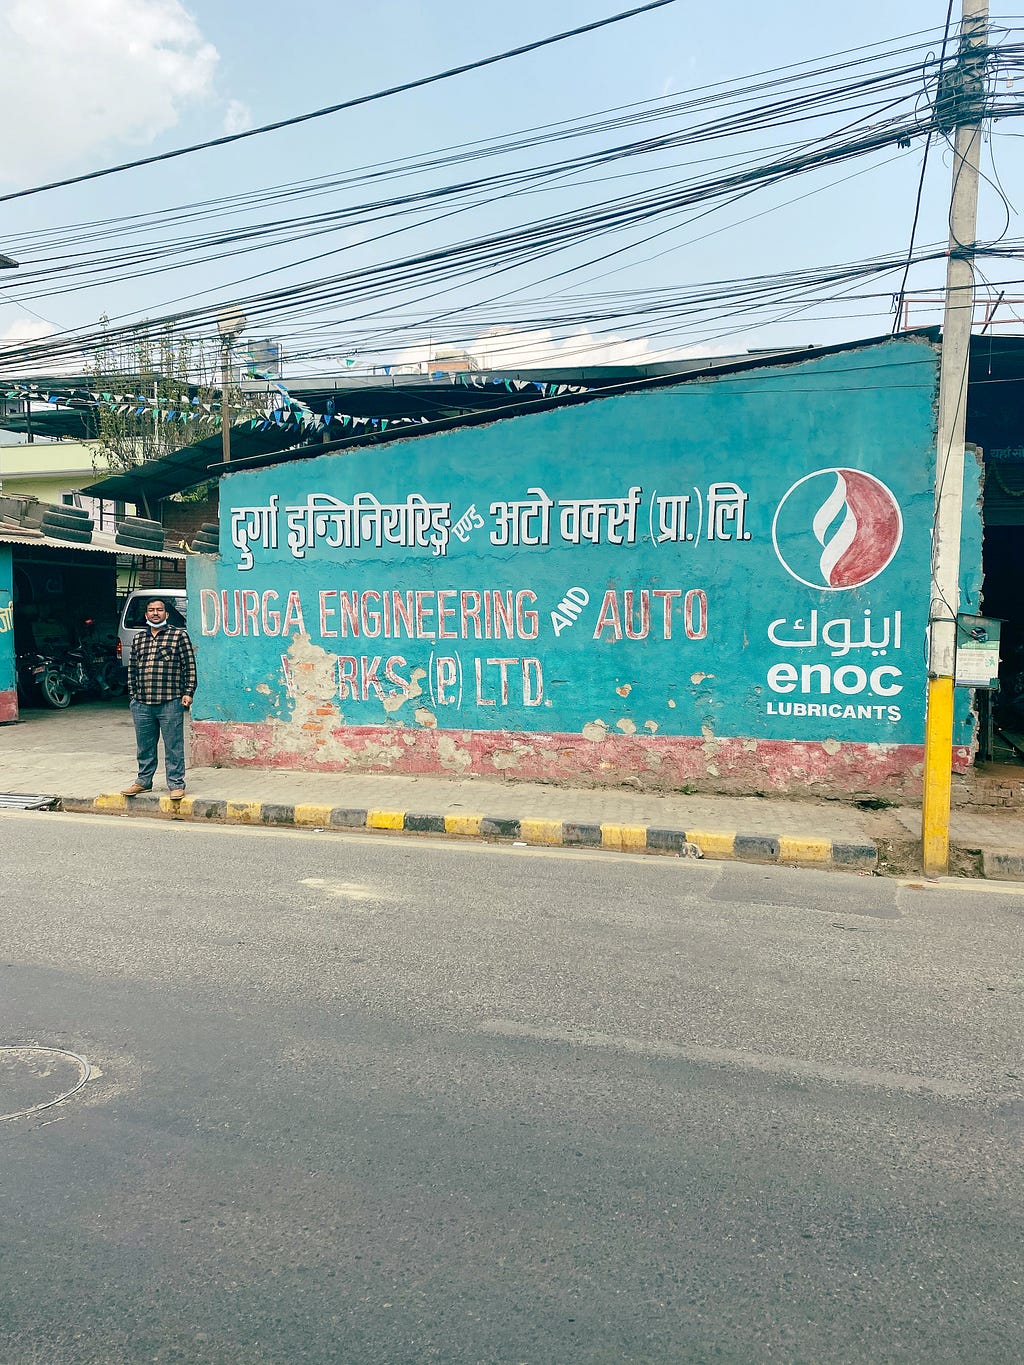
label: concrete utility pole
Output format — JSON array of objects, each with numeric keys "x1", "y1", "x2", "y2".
[
  {"x1": 922, "y1": 0, "x2": 989, "y2": 877},
  {"x1": 217, "y1": 307, "x2": 247, "y2": 464},
  {"x1": 220, "y1": 340, "x2": 233, "y2": 464}
]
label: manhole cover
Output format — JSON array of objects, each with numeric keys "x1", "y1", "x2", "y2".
[{"x1": 0, "y1": 1046, "x2": 91, "y2": 1122}]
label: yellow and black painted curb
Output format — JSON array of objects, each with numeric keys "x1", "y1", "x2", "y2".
[{"x1": 60, "y1": 792, "x2": 878, "y2": 872}]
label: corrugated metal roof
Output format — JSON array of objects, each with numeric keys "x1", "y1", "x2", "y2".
[
  {"x1": 0, "y1": 527, "x2": 186, "y2": 560},
  {"x1": 0, "y1": 792, "x2": 58, "y2": 810},
  {"x1": 80, "y1": 424, "x2": 302, "y2": 500}
]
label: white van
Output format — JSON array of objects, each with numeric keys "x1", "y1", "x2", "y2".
[{"x1": 117, "y1": 589, "x2": 188, "y2": 679}]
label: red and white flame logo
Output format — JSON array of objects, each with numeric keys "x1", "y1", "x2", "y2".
[{"x1": 773, "y1": 468, "x2": 903, "y2": 591}]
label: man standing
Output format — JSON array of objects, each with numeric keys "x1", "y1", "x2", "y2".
[{"x1": 123, "y1": 597, "x2": 197, "y2": 800}]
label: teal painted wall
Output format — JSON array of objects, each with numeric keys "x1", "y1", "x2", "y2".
[{"x1": 191, "y1": 338, "x2": 962, "y2": 756}]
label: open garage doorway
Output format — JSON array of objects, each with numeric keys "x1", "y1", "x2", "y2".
[
  {"x1": 969, "y1": 337, "x2": 1024, "y2": 768},
  {"x1": 980, "y1": 493, "x2": 1024, "y2": 765}
]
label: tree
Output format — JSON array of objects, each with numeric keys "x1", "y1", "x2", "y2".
[{"x1": 87, "y1": 317, "x2": 228, "y2": 475}]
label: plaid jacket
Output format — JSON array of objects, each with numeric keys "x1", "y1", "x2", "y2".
[{"x1": 128, "y1": 624, "x2": 197, "y2": 705}]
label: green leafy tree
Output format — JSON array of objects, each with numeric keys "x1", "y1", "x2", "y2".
[{"x1": 87, "y1": 317, "x2": 227, "y2": 474}]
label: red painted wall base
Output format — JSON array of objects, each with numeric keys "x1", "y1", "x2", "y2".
[
  {"x1": 191, "y1": 719, "x2": 944, "y2": 800},
  {"x1": 0, "y1": 689, "x2": 17, "y2": 724}
]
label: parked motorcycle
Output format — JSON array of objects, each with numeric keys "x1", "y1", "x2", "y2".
[
  {"x1": 73, "y1": 620, "x2": 127, "y2": 698},
  {"x1": 18, "y1": 634, "x2": 125, "y2": 709},
  {"x1": 16, "y1": 651, "x2": 73, "y2": 708},
  {"x1": 15, "y1": 652, "x2": 52, "y2": 705}
]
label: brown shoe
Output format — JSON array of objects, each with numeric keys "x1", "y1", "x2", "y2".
[
  {"x1": 168, "y1": 789, "x2": 186, "y2": 801},
  {"x1": 122, "y1": 782, "x2": 152, "y2": 796}
]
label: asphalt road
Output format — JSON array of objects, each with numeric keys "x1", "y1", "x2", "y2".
[{"x1": 1, "y1": 812, "x2": 1021, "y2": 1365}]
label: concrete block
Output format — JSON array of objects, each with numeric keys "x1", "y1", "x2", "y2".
[
  {"x1": 190, "y1": 798, "x2": 227, "y2": 821},
  {"x1": 646, "y1": 827, "x2": 692, "y2": 853},
  {"x1": 261, "y1": 803, "x2": 296, "y2": 826},
  {"x1": 733, "y1": 834, "x2": 780, "y2": 863},
  {"x1": 982, "y1": 850, "x2": 1024, "y2": 881},
  {"x1": 561, "y1": 821, "x2": 602, "y2": 847},
  {"x1": 405, "y1": 812, "x2": 447, "y2": 833},
  {"x1": 444, "y1": 814, "x2": 483, "y2": 836},
  {"x1": 685, "y1": 829, "x2": 736, "y2": 859},
  {"x1": 226, "y1": 801, "x2": 261, "y2": 823},
  {"x1": 832, "y1": 842, "x2": 878, "y2": 870},
  {"x1": 519, "y1": 818, "x2": 563, "y2": 845},
  {"x1": 367, "y1": 809, "x2": 405, "y2": 830},
  {"x1": 480, "y1": 816, "x2": 520, "y2": 839},
  {"x1": 778, "y1": 835, "x2": 832, "y2": 866},
  {"x1": 600, "y1": 824, "x2": 647, "y2": 853},
  {"x1": 294, "y1": 803, "x2": 333, "y2": 826},
  {"x1": 328, "y1": 807, "x2": 368, "y2": 828}
]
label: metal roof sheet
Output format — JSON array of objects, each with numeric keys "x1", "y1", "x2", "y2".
[
  {"x1": 80, "y1": 425, "x2": 303, "y2": 501},
  {"x1": 0, "y1": 527, "x2": 186, "y2": 560},
  {"x1": 0, "y1": 792, "x2": 58, "y2": 810}
]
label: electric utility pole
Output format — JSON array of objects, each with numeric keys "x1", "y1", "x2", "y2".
[
  {"x1": 217, "y1": 307, "x2": 246, "y2": 464},
  {"x1": 922, "y1": 0, "x2": 989, "y2": 877}
]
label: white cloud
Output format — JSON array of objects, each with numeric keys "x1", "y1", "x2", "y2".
[
  {"x1": 0, "y1": 0, "x2": 219, "y2": 183},
  {"x1": 0, "y1": 317, "x2": 57, "y2": 343},
  {"x1": 0, "y1": 317, "x2": 82, "y2": 377},
  {"x1": 223, "y1": 98, "x2": 252, "y2": 136}
]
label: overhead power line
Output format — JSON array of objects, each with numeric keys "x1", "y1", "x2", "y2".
[
  {"x1": 0, "y1": 238, "x2": 988, "y2": 374},
  {"x1": 0, "y1": 18, "x2": 959, "y2": 283},
  {"x1": 10, "y1": 40, "x2": 1023, "y2": 319},
  {"x1": 3, "y1": 19, "x2": 1021, "y2": 378},
  {"x1": 0, "y1": 0, "x2": 680, "y2": 207},
  {"x1": 891, "y1": 0, "x2": 958, "y2": 333}
]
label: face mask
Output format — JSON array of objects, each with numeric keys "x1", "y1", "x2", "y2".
[{"x1": 147, "y1": 618, "x2": 167, "y2": 630}]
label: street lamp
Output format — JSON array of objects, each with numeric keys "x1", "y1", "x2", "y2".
[{"x1": 216, "y1": 306, "x2": 246, "y2": 463}]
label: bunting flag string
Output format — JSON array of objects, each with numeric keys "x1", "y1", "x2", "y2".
[
  {"x1": 455, "y1": 373, "x2": 590, "y2": 397},
  {"x1": 4, "y1": 369, "x2": 592, "y2": 442},
  {"x1": 4, "y1": 380, "x2": 229, "y2": 428}
]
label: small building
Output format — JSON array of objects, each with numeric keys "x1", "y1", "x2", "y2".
[
  {"x1": 179, "y1": 331, "x2": 999, "y2": 801},
  {"x1": 0, "y1": 506, "x2": 185, "y2": 723},
  {"x1": 0, "y1": 400, "x2": 192, "y2": 722},
  {"x1": 0, "y1": 439, "x2": 111, "y2": 514}
]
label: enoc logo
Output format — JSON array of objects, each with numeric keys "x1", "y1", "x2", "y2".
[{"x1": 772, "y1": 468, "x2": 903, "y2": 591}]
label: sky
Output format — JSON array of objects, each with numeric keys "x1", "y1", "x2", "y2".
[{"x1": 0, "y1": 0, "x2": 1021, "y2": 376}]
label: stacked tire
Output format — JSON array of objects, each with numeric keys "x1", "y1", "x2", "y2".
[
  {"x1": 39, "y1": 503, "x2": 94, "y2": 545},
  {"x1": 189, "y1": 521, "x2": 220, "y2": 554},
  {"x1": 115, "y1": 516, "x2": 165, "y2": 552}
]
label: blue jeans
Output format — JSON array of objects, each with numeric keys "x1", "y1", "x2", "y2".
[{"x1": 130, "y1": 698, "x2": 187, "y2": 790}]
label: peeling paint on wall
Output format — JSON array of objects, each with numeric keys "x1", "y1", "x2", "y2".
[{"x1": 191, "y1": 720, "x2": 930, "y2": 798}]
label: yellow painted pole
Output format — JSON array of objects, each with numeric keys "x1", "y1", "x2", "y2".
[{"x1": 922, "y1": 676, "x2": 955, "y2": 874}]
